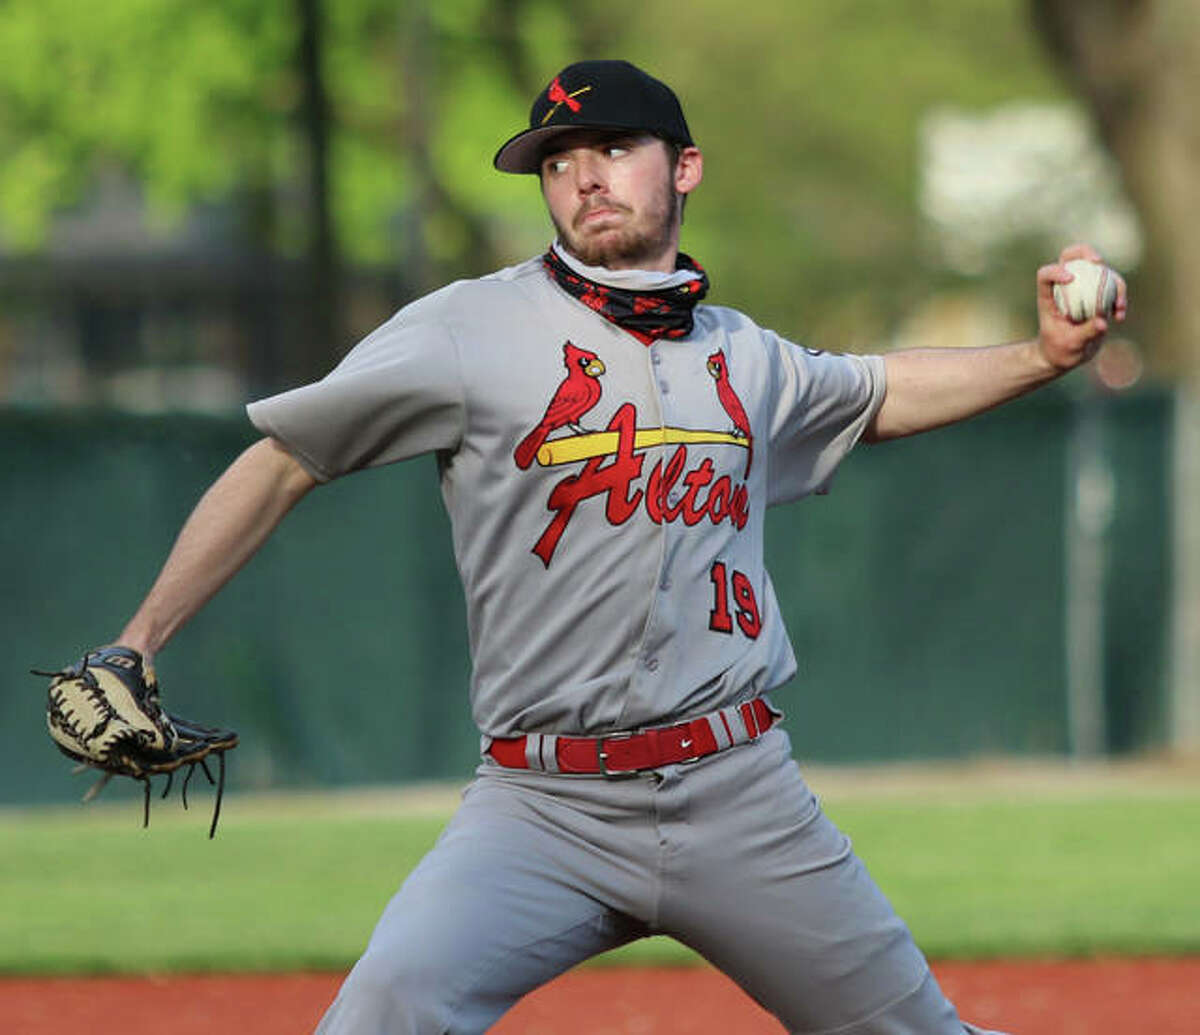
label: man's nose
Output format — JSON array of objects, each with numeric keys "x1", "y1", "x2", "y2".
[{"x1": 573, "y1": 151, "x2": 607, "y2": 193}]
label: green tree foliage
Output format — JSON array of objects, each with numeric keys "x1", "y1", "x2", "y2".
[
  {"x1": 0, "y1": 0, "x2": 595, "y2": 270},
  {"x1": 0, "y1": 0, "x2": 289, "y2": 245},
  {"x1": 0, "y1": 0, "x2": 1070, "y2": 347}
]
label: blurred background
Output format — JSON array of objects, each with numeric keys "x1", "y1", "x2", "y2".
[{"x1": 3, "y1": 0, "x2": 1197, "y2": 803}]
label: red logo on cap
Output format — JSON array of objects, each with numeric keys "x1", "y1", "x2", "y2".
[{"x1": 542, "y1": 77, "x2": 592, "y2": 124}]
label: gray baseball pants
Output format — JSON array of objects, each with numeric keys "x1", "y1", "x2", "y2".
[{"x1": 316, "y1": 725, "x2": 1005, "y2": 1034}]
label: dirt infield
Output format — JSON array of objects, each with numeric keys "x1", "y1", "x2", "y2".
[{"x1": 3, "y1": 959, "x2": 1198, "y2": 1034}]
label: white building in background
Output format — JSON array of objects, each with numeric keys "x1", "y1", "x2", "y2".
[
  {"x1": 894, "y1": 101, "x2": 1145, "y2": 379},
  {"x1": 919, "y1": 101, "x2": 1143, "y2": 275}
]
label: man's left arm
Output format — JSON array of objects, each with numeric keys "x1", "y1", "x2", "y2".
[{"x1": 864, "y1": 244, "x2": 1128, "y2": 443}]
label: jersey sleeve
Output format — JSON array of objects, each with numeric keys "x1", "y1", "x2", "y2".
[
  {"x1": 245, "y1": 309, "x2": 466, "y2": 482},
  {"x1": 764, "y1": 335, "x2": 886, "y2": 506}
]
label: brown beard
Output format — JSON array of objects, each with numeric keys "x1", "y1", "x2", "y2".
[{"x1": 551, "y1": 175, "x2": 681, "y2": 269}]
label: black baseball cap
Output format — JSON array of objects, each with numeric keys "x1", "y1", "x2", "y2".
[{"x1": 493, "y1": 60, "x2": 694, "y2": 174}]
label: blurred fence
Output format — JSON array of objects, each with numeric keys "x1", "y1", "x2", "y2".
[{"x1": 1, "y1": 387, "x2": 1171, "y2": 805}]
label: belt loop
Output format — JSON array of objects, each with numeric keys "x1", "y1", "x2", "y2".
[
  {"x1": 705, "y1": 710, "x2": 734, "y2": 750},
  {"x1": 542, "y1": 734, "x2": 560, "y2": 772},
  {"x1": 523, "y1": 733, "x2": 560, "y2": 773}
]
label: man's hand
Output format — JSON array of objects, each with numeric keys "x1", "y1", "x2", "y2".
[
  {"x1": 867, "y1": 243, "x2": 1132, "y2": 442},
  {"x1": 1036, "y1": 243, "x2": 1128, "y2": 373}
]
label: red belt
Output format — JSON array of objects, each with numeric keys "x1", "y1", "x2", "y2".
[{"x1": 486, "y1": 698, "x2": 777, "y2": 776}]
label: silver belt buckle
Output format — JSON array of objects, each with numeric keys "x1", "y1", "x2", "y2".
[{"x1": 596, "y1": 731, "x2": 641, "y2": 778}]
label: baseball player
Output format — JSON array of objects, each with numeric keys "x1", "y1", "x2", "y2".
[{"x1": 106, "y1": 60, "x2": 1124, "y2": 1033}]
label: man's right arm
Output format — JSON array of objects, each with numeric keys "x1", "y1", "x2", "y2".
[{"x1": 117, "y1": 436, "x2": 317, "y2": 662}]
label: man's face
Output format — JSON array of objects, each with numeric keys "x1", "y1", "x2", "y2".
[{"x1": 539, "y1": 131, "x2": 699, "y2": 272}]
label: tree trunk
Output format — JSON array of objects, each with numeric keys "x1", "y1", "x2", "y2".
[{"x1": 294, "y1": 0, "x2": 342, "y2": 383}]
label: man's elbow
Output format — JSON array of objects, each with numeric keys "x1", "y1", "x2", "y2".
[{"x1": 248, "y1": 436, "x2": 320, "y2": 498}]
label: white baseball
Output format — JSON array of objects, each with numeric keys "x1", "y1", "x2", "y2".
[{"x1": 1052, "y1": 259, "x2": 1118, "y2": 323}]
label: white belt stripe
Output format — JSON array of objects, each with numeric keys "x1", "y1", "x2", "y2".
[{"x1": 727, "y1": 704, "x2": 754, "y2": 745}]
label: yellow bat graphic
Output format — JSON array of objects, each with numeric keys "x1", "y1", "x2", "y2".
[{"x1": 537, "y1": 427, "x2": 747, "y2": 467}]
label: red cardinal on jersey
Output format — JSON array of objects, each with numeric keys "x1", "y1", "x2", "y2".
[
  {"x1": 514, "y1": 342, "x2": 607, "y2": 469},
  {"x1": 707, "y1": 349, "x2": 753, "y2": 477}
]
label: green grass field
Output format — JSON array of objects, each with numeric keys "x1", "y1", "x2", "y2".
[{"x1": 2, "y1": 762, "x2": 1198, "y2": 976}]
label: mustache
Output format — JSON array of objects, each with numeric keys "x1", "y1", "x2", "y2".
[{"x1": 573, "y1": 198, "x2": 632, "y2": 228}]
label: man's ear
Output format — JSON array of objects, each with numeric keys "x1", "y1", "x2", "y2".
[{"x1": 674, "y1": 146, "x2": 703, "y2": 196}]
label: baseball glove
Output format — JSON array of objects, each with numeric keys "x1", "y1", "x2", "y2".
[{"x1": 34, "y1": 646, "x2": 238, "y2": 838}]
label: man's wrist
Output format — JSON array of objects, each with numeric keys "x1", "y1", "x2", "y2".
[
  {"x1": 1024, "y1": 337, "x2": 1065, "y2": 380},
  {"x1": 115, "y1": 622, "x2": 159, "y2": 661}
]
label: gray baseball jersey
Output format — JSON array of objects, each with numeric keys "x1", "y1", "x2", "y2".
[
  {"x1": 247, "y1": 250, "x2": 884, "y2": 740},
  {"x1": 255, "y1": 250, "x2": 1006, "y2": 1035}
]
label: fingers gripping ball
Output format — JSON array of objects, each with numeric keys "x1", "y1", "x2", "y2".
[
  {"x1": 35, "y1": 646, "x2": 238, "y2": 837},
  {"x1": 1053, "y1": 259, "x2": 1119, "y2": 323}
]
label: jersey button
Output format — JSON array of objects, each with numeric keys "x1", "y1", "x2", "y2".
[
  {"x1": 659, "y1": 381, "x2": 670, "y2": 394},
  {"x1": 646, "y1": 657, "x2": 660, "y2": 672}
]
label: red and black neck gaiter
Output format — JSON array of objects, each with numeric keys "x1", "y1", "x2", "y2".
[{"x1": 542, "y1": 248, "x2": 710, "y2": 344}]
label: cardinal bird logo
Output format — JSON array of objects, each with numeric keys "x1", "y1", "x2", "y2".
[
  {"x1": 541, "y1": 77, "x2": 593, "y2": 125},
  {"x1": 707, "y1": 349, "x2": 753, "y2": 477},
  {"x1": 514, "y1": 341, "x2": 607, "y2": 469}
]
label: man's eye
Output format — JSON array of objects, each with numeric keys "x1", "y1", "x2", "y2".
[
  {"x1": 607, "y1": 146, "x2": 629, "y2": 158},
  {"x1": 546, "y1": 159, "x2": 569, "y2": 174}
]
